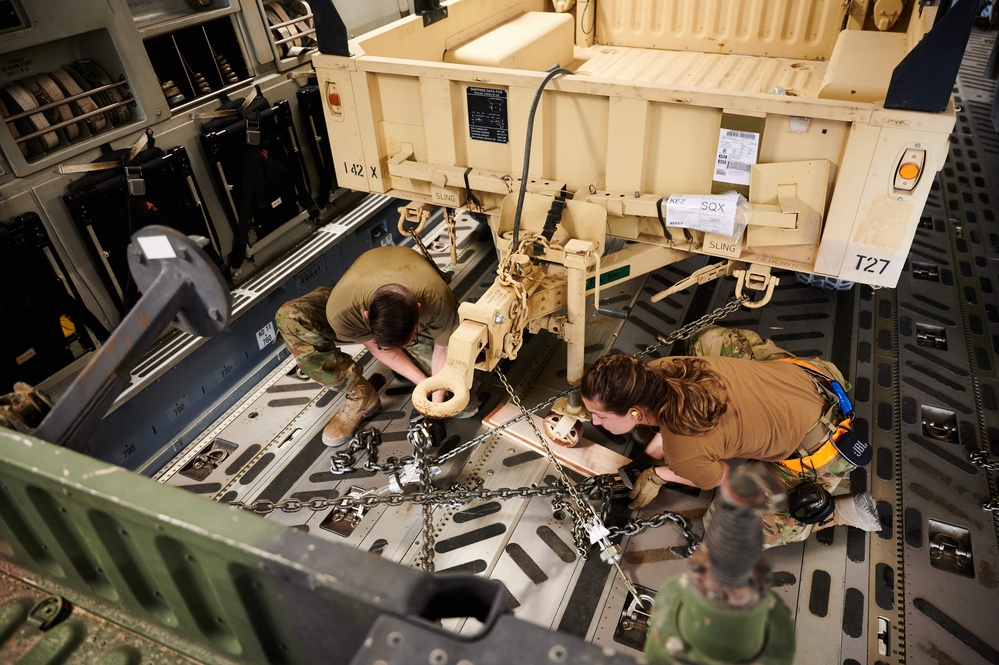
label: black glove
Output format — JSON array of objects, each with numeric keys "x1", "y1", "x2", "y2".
[
  {"x1": 410, "y1": 409, "x2": 447, "y2": 445},
  {"x1": 428, "y1": 418, "x2": 447, "y2": 444}
]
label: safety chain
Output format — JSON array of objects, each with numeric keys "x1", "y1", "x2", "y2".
[
  {"x1": 969, "y1": 451, "x2": 999, "y2": 514},
  {"x1": 969, "y1": 449, "x2": 999, "y2": 473},
  {"x1": 323, "y1": 387, "x2": 578, "y2": 476},
  {"x1": 637, "y1": 295, "x2": 749, "y2": 359},
  {"x1": 330, "y1": 427, "x2": 414, "y2": 476},
  {"x1": 494, "y1": 366, "x2": 600, "y2": 555},
  {"x1": 608, "y1": 511, "x2": 700, "y2": 557},
  {"x1": 412, "y1": 422, "x2": 437, "y2": 572},
  {"x1": 230, "y1": 298, "x2": 747, "y2": 556},
  {"x1": 229, "y1": 479, "x2": 609, "y2": 515},
  {"x1": 435, "y1": 387, "x2": 577, "y2": 465}
]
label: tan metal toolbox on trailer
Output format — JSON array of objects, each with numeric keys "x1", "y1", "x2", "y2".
[{"x1": 314, "y1": 0, "x2": 963, "y2": 291}]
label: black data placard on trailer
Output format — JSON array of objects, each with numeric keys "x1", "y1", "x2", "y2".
[{"x1": 467, "y1": 86, "x2": 508, "y2": 144}]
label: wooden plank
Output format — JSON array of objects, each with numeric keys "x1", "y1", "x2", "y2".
[{"x1": 482, "y1": 402, "x2": 630, "y2": 477}]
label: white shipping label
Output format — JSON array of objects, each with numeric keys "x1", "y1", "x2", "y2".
[
  {"x1": 256, "y1": 321, "x2": 276, "y2": 349},
  {"x1": 714, "y1": 128, "x2": 760, "y2": 186},
  {"x1": 137, "y1": 235, "x2": 177, "y2": 260},
  {"x1": 664, "y1": 192, "x2": 741, "y2": 237}
]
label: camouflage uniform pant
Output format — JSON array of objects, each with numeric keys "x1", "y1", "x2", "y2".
[
  {"x1": 275, "y1": 287, "x2": 434, "y2": 392},
  {"x1": 689, "y1": 326, "x2": 857, "y2": 548}
]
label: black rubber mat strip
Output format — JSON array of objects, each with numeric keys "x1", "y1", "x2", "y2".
[
  {"x1": 453, "y1": 502, "x2": 502, "y2": 523},
  {"x1": 178, "y1": 482, "x2": 222, "y2": 494},
  {"x1": 434, "y1": 559, "x2": 488, "y2": 575},
  {"x1": 267, "y1": 397, "x2": 312, "y2": 407},
  {"x1": 240, "y1": 453, "x2": 274, "y2": 485},
  {"x1": 557, "y1": 551, "x2": 611, "y2": 637},
  {"x1": 875, "y1": 563, "x2": 894, "y2": 611},
  {"x1": 536, "y1": 525, "x2": 576, "y2": 563},
  {"x1": 842, "y1": 587, "x2": 865, "y2": 638},
  {"x1": 847, "y1": 527, "x2": 867, "y2": 564},
  {"x1": 875, "y1": 500, "x2": 893, "y2": 541},
  {"x1": 434, "y1": 523, "x2": 506, "y2": 553},
  {"x1": 809, "y1": 569, "x2": 831, "y2": 617},
  {"x1": 904, "y1": 507, "x2": 923, "y2": 549},
  {"x1": 258, "y1": 436, "x2": 329, "y2": 498},
  {"x1": 503, "y1": 451, "x2": 543, "y2": 467},
  {"x1": 266, "y1": 383, "x2": 319, "y2": 393},
  {"x1": 914, "y1": 597, "x2": 999, "y2": 663},
  {"x1": 505, "y1": 543, "x2": 548, "y2": 585},
  {"x1": 225, "y1": 444, "x2": 261, "y2": 475},
  {"x1": 906, "y1": 433, "x2": 979, "y2": 473},
  {"x1": 290, "y1": 489, "x2": 340, "y2": 501}
]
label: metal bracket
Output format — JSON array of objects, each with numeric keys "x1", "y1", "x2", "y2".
[
  {"x1": 733, "y1": 266, "x2": 779, "y2": 309},
  {"x1": 651, "y1": 260, "x2": 742, "y2": 303},
  {"x1": 415, "y1": 0, "x2": 448, "y2": 27},
  {"x1": 27, "y1": 596, "x2": 70, "y2": 631}
]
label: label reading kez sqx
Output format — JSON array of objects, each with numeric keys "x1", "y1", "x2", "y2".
[{"x1": 467, "y1": 87, "x2": 508, "y2": 144}]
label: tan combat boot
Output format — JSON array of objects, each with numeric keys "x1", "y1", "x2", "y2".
[{"x1": 322, "y1": 375, "x2": 381, "y2": 447}]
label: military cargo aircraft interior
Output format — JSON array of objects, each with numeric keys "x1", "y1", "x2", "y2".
[{"x1": 1, "y1": 1, "x2": 998, "y2": 663}]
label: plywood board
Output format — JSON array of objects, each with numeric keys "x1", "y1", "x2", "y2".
[{"x1": 483, "y1": 402, "x2": 630, "y2": 477}]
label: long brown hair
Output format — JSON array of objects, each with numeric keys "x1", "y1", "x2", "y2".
[{"x1": 580, "y1": 353, "x2": 728, "y2": 435}]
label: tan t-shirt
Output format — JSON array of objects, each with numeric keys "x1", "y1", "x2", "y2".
[
  {"x1": 652, "y1": 355, "x2": 830, "y2": 489},
  {"x1": 326, "y1": 246, "x2": 459, "y2": 345}
]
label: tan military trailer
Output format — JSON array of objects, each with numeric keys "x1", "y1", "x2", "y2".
[{"x1": 313, "y1": 0, "x2": 970, "y2": 424}]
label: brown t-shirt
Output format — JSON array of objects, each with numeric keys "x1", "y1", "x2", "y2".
[
  {"x1": 326, "y1": 246, "x2": 459, "y2": 345},
  {"x1": 651, "y1": 355, "x2": 830, "y2": 489}
]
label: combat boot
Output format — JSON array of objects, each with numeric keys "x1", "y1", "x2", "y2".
[{"x1": 322, "y1": 376, "x2": 381, "y2": 447}]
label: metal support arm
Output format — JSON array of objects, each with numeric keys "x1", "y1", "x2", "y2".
[{"x1": 34, "y1": 226, "x2": 231, "y2": 451}]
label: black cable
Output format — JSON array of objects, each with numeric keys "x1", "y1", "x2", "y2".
[{"x1": 511, "y1": 65, "x2": 573, "y2": 253}]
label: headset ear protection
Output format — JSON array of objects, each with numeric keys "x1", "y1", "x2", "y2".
[{"x1": 787, "y1": 482, "x2": 835, "y2": 524}]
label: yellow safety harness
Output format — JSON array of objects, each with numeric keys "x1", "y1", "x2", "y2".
[{"x1": 776, "y1": 358, "x2": 858, "y2": 473}]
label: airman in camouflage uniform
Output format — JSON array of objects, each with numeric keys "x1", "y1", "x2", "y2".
[
  {"x1": 274, "y1": 247, "x2": 465, "y2": 447},
  {"x1": 688, "y1": 326, "x2": 864, "y2": 548},
  {"x1": 275, "y1": 286, "x2": 434, "y2": 391}
]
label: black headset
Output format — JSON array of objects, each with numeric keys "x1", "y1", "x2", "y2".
[
  {"x1": 786, "y1": 459, "x2": 835, "y2": 525},
  {"x1": 787, "y1": 482, "x2": 835, "y2": 524}
]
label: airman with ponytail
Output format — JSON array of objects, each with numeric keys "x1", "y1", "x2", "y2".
[{"x1": 580, "y1": 326, "x2": 881, "y2": 548}]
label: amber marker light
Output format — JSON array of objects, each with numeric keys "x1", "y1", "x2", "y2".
[{"x1": 898, "y1": 162, "x2": 920, "y2": 180}]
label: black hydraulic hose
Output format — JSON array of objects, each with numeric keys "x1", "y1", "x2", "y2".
[{"x1": 511, "y1": 65, "x2": 573, "y2": 253}]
